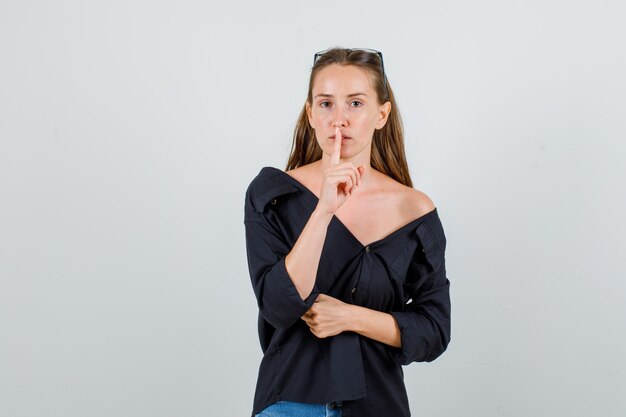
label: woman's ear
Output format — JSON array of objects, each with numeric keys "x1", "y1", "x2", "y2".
[
  {"x1": 375, "y1": 101, "x2": 392, "y2": 129},
  {"x1": 306, "y1": 101, "x2": 315, "y2": 129}
]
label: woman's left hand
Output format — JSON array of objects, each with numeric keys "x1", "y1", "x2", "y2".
[{"x1": 301, "y1": 293, "x2": 354, "y2": 338}]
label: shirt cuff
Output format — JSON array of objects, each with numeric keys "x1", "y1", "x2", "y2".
[
  {"x1": 388, "y1": 310, "x2": 444, "y2": 365},
  {"x1": 261, "y1": 256, "x2": 320, "y2": 329}
]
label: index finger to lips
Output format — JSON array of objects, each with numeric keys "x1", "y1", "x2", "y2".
[{"x1": 330, "y1": 126, "x2": 342, "y2": 166}]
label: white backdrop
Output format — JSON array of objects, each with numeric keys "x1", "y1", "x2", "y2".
[{"x1": 1, "y1": 1, "x2": 625, "y2": 416}]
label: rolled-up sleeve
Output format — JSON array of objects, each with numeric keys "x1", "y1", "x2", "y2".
[
  {"x1": 244, "y1": 198, "x2": 320, "y2": 330},
  {"x1": 388, "y1": 219, "x2": 451, "y2": 365}
]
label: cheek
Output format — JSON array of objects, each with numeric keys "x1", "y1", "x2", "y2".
[
  {"x1": 313, "y1": 112, "x2": 332, "y2": 123},
  {"x1": 352, "y1": 119, "x2": 373, "y2": 136},
  {"x1": 354, "y1": 112, "x2": 375, "y2": 126}
]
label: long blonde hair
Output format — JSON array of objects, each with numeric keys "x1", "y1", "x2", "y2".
[{"x1": 285, "y1": 47, "x2": 413, "y2": 188}]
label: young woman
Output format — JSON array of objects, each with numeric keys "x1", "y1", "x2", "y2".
[{"x1": 244, "y1": 47, "x2": 451, "y2": 417}]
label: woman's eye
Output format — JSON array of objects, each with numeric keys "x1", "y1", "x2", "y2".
[{"x1": 319, "y1": 100, "x2": 362, "y2": 108}]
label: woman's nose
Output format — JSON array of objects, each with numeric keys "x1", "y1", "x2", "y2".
[
  {"x1": 332, "y1": 107, "x2": 347, "y2": 127},
  {"x1": 333, "y1": 116, "x2": 346, "y2": 127}
]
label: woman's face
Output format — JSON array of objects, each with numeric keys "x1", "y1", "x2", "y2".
[{"x1": 306, "y1": 64, "x2": 390, "y2": 161}]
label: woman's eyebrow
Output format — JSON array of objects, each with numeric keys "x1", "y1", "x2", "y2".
[{"x1": 314, "y1": 92, "x2": 368, "y2": 99}]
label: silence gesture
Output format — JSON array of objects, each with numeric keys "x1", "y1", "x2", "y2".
[{"x1": 317, "y1": 126, "x2": 367, "y2": 215}]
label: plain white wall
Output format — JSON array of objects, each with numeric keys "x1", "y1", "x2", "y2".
[{"x1": 1, "y1": 1, "x2": 625, "y2": 416}]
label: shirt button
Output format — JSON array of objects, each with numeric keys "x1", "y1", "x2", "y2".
[
  {"x1": 328, "y1": 402, "x2": 342, "y2": 409},
  {"x1": 270, "y1": 198, "x2": 277, "y2": 205},
  {"x1": 365, "y1": 245, "x2": 370, "y2": 252},
  {"x1": 351, "y1": 287, "x2": 357, "y2": 294}
]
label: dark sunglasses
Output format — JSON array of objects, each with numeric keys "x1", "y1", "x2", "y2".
[{"x1": 313, "y1": 47, "x2": 389, "y2": 100}]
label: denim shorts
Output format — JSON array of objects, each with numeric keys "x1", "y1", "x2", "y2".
[{"x1": 255, "y1": 400, "x2": 343, "y2": 417}]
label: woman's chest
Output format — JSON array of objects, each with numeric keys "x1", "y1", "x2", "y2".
[
  {"x1": 280, "y1": 212, "x2": 416, "y2": 310},
  {"x1": 331, "y1": 191, "x2": 415, "y2": 248}
]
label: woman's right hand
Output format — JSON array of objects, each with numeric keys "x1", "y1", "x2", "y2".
[{"x1": 316, "y1": 127, "x2": 366, "y2": 215}]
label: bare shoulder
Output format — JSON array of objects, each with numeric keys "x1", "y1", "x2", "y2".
[
  {"x1": 285, "y1": 161, "x2": 319, "y2": 179},
  {"x1": 402, "y1": 186, "x2": 435, "y2": 218},
  {"x1": 284, "y1": 162, "x2": 324, "y2": 196},
  {"x1": 369, "y1": 168, "x2": 434, "y2": 221},
  {"x1": 383, "y1": 176, "x2": 435, "y2": 220}
]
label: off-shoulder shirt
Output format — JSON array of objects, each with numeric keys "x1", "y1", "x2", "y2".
[{"x1": 243, "y1": 166, "x2": 451, "y2": 417}]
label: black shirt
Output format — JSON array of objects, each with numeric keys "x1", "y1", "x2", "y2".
[{"x1": 243, "y1": 166, "x2": 451, "y2": 417}]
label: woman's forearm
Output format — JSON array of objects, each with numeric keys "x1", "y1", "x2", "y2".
[
  {"x1": 346, "y1": 304, "x2": 402, "y2": 348},
  {"x1": 285, "y1": 208, "x2": 333, "y2": 300}
]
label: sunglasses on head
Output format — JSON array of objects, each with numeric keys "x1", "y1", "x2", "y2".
[{"x1": 313, "y1": 48, "x2": 389, "y2": 100}]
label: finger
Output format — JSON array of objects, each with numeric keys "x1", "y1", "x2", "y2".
[
  {"x1": 347, "y1": 170, "x2": 356, "y2": 194},
  {"x1": 350, "y1": 166, "x2": 358, "y2": 189},
  {"x1": 357, "y1": 165, "x2": 365, "y2": 186},
  {"x1": 328, "y1": 173, "x2": 354, "y2": 195},
  {"x1": 334, "y1": 163, "x2": 361, "y2": 188},
  {"x1": 343, "y1": 168, "x2": 359, "y2": 194},
  {"x1": 330, "y1": 126, "x2": 342, "y2": 166},
  {"x1": 328, "y1": 167, "x2": 357, "y2": 188}
]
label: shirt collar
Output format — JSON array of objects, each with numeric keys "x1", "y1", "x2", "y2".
[{"x1": 251, "y1": 167, "x2": 299, "y2": 213}]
